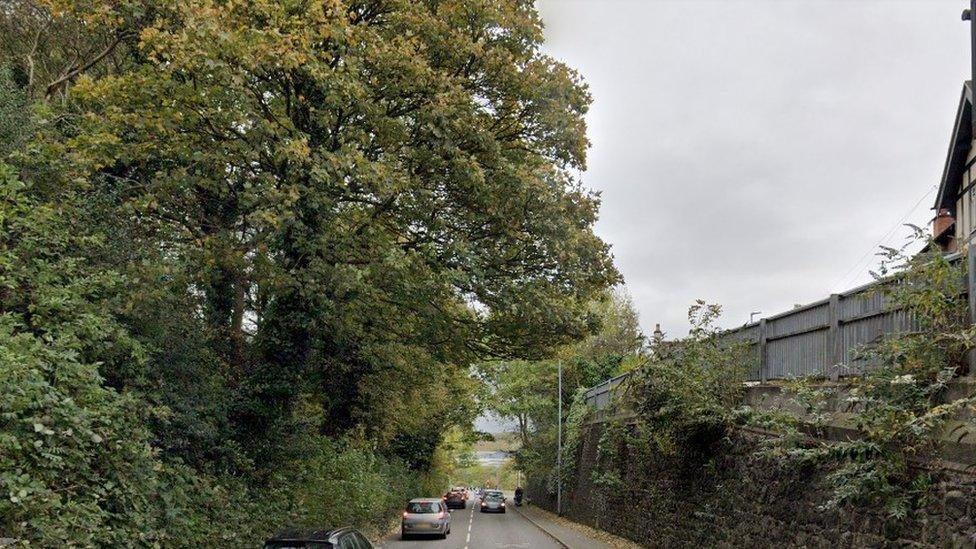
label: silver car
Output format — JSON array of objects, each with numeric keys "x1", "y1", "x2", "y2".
[
  {"x1": 401, "y1": 498, "x2": 451, "y2": 539},
  {"x1": 479, "y1": 491, "x2": 506, "y2": 513}
]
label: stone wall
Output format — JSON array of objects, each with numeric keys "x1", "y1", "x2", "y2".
[{"x1": 527, "y1": 424, "x2": 976, "y2": 548}]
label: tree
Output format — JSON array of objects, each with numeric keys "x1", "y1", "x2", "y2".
[
  {"x1": 43, "y1": 0, "x2": 618, "y2": 459},
  {"x1": 0, "y1": 0, "x2": 620, "y2": 541},
  {"x1": 481, "y1": 287, "x2": 642, "y2": 464}
]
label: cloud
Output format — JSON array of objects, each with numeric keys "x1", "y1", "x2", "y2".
[{"x1": 538, "y1": 0, "x2": 967, "y2": 335}]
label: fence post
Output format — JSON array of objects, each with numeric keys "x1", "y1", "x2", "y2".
[
  {"x1": 758, "y1": 318, "x2": 768, "y2": 383},
  {"x1": 968, "y1": 244, "x2": 976, "y2": 377},
  {"x1": 827, "y1": 293, "x2": 841, "y2": 381}
]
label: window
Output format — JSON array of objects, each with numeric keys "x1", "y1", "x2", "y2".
[
  {"x1": 969, "y1": 185, "x2": 976, "y2": 236},
  {"x1": 406, "y1": 501, "x2": 441, "y2": 514},
  {"x1": 352, "y1": 532, "x2": 373, "y2": 549}
]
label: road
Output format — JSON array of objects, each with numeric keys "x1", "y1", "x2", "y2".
[{"x1": 378, "y1": 499, "x2": 561, "y2": 549}]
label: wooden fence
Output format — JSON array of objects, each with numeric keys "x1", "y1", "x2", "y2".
[{"x1": 584, "y1": 252, "x2": 971, "y2": 411}]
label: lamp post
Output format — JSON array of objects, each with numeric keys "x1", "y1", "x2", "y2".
[{"x1": 556, "y1": 360, "x2": 563, "y2": 516}]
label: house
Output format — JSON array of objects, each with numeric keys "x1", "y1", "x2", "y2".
[{"x1": 933, "y1": 81, "x2": 976, "y2": 253}]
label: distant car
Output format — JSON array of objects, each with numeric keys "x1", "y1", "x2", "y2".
[
  {"x1": 444, "y1": 490, "x2": 466, "y2": 509},
  {"x1": 263, "y1": 527, "x2": 373, "y2": 548},
  {"x1": 480, "y1": 492, "x2": 506, "y2": 513},
  {"x1": 402, "y1": 498, "x2": 452, "y2": 539}
]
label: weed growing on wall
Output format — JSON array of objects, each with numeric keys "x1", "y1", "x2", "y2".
[
  {"x1": 624, "y1": 302, "x2": 754, "y2": 460},
  {"x1": 586, "y1": 302, "x2": 752, "y2": 500},
  {"x1": 559, "y1": 388, "x2": 593, "y2": 491}
]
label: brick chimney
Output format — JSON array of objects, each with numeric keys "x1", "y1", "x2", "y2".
[
  {"x1": 933, "y1": 208, "x2": 954, "y2": 237},
  {"x1": 932, "y1": 208, "x2": 957, "y2": 253}
]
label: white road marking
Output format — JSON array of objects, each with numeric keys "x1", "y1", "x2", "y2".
[{"x1": 463, "y1": 501, "x2": 475, "y2": 549}]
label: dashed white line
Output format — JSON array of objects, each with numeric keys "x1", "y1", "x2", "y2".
[{"x1": 464, "y1": 502, "x2": 475, "y2": 549}]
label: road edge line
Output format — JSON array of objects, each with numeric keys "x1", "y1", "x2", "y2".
[{"x1": 512, "y1": 504, "x2": 570, "y2": 549}]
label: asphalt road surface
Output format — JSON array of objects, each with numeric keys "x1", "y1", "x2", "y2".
[{"x1": 378, "y1": 499, "x2": 560, "y2": 549}]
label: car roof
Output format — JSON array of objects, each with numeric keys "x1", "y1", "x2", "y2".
[
  {"x1": 266, "y1": 527, "x2": 356, "y2": 542},
  {"x1": 408, "y1": 498, "x2": 444, "y2": 503}
]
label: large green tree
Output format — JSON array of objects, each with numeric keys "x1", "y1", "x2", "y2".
[{"x1": 3, "y1": 0, "x2": 618, "y2": 467}]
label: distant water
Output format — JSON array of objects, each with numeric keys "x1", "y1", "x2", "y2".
[{"x1": 476, "y1": 451, "x2": 511, "y2": 465}]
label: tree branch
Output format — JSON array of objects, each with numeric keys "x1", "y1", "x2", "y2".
[{"x1": 45, "y1": 32, "x2": 124, "y2": 99}]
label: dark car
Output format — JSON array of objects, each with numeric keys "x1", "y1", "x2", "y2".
[
  {"x1": 479, "y1": 492, "x2": 506, "y2": 513},
  {"x1": 444, "y1": 490, "x2": 466, "y2": 509},
  {"x1": 263, "y1": 527, "x2": 373, "y2": 549}
]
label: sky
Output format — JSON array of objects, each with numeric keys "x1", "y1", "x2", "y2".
[{"x1": 536, "y1": 0, "x2": 971, "y2": 338}]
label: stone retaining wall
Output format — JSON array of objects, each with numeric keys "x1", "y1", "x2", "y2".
[{"x1": 527, "y1": 425, "x2": 976, "y2": 548}]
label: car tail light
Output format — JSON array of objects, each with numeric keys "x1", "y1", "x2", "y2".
[{"x1": 402, "y1": 511, "x2": 409, "y2": 518}]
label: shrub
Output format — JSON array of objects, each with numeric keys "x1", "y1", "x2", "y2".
[
  {"x1": 754, "y1": 229, "x2": 976, "y2": 518},
  {"x1": 624, "y1": 301, "x2": 753, "y2": 459}
]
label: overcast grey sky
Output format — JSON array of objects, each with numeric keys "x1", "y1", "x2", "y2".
[{"x1": 536, "y1": 0, "x2": 971, "y2": 337}]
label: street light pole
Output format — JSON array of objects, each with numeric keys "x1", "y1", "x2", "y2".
[{"x1": 556, "y1": 360, "x2": 563, "y2": 516}]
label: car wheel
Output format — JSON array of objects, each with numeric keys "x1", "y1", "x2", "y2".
[{"x1": 400, "y1": 531, "x2": 409, "y2": 540}]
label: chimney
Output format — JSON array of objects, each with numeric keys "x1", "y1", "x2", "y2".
[{"x1": 933, "y1": 208, "x2": 954, "y2": 237}]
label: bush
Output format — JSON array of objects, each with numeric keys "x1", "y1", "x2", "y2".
[
  {"x1": 0, "y1": 163, "x2": 423, "y2": 545},
  {"x1": 753, "y1": 229, "x2": 976, "y2": 518},
  {"x1": 624, "y1": 301, "x2": 753, "y2": 459}
]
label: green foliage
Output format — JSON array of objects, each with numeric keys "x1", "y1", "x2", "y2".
[
  {"x1": 452, "y1": 459, "x2": 521, "y2": 491},
  {"x1": 0, "y1": 161, "x2": 212, "y2": 545},
  {"x1": 1, "y1": 0, "x2": 620, "y2": 544},
  {"x1": 592, "y1": 418, "x2": 629, "y2": 492},
  {"x1": 560, "y1": 387, "x2": 593, "y2": 489},
  {"x1": 756, "y1": 229, "x2": 976, "y2": 518},
  {"x1": 480, "y1": 288, "x2": 640, "y2": 497},
  {"x1": 0, "y1": 66, "x2": 32, "y2": 158},
  {"x1": 625, "y1": 301, "x2": 753, "y2": 458}
]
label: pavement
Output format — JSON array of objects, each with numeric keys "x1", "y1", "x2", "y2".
[
  {"x1": 514, "y1": 505, "x2": 616, "y2": 549},
  {"x1": 377, "y1": 494, "x2": 615, "y2": 549}
]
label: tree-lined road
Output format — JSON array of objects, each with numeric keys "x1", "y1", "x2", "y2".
[{"x1": 380, "y1": 501, "x2": 561, "y2": 549}]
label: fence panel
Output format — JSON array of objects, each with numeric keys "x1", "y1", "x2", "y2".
[{"x1": 584, "y1": 253, "x2": 965, "y2": 412}]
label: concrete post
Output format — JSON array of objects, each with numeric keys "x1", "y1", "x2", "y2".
[
  {"x1": 758, "y1": 318, "x2": 768, "y2": 383},
  {"x1": 827, "y1": 294, "x2": 842, "y2": 381}
]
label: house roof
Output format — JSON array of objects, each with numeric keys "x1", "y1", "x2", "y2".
[{"x1": 934, "y1": 81, "x2": 974, "y2": 213}]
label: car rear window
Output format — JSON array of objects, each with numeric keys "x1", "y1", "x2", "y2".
[
  {"x1": 263, "y1": 542, "x2": 333, "y2": 549},
  {"x1": 486, "y1": 494, "x2": 503, "y2": 501},
  {"x1": 407, "y1": 502, "x2": 441, "y2": 514}
]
